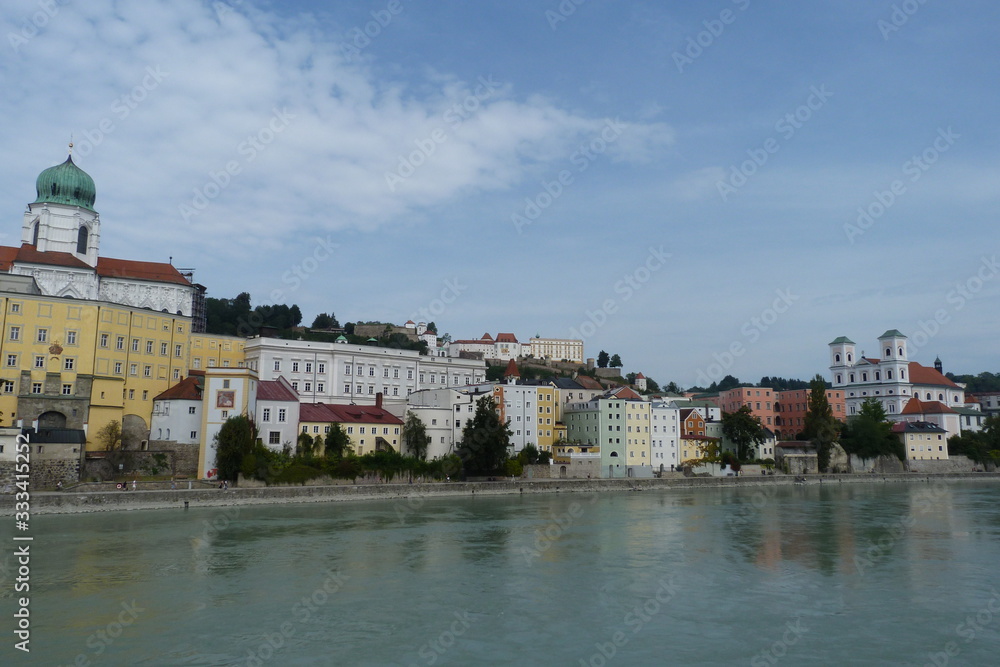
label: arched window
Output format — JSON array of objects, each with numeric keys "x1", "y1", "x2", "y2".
[
  {"x1": 898, "y1": 347, "x2": 903, "y2": 356},
  {"x1": 885, "y1": 347, "x2": 891, "y2": 357},
  {"x1": 77, "y1": 226, "x2": 89, "y2": 254},
  {"x1": 835, "y1": 354, "x2": 841, "y2": 363},
  {"x1": 32, "y1": 221, "x2": 39, "y2": 246},
  {"x1": 847, "y1": 353, "x2": 853, "y2": 362}
]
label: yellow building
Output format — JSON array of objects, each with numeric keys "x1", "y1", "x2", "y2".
[
  {"x1": 534, "y1": 383, "x2": 559, "y2": 452},
  {"x1": 624, "y1": 399, "x2": 651, "y2": 466},
  {"x1": 0, "y1": 152, "x2": 249, "y2": 452},
  {"x1": 299, "y1": 396, "x2": 403, "y2": 456}
]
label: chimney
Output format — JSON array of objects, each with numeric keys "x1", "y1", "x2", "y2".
[{"x1": 375, "y1": 392, "x2": 383, "y2": 409}]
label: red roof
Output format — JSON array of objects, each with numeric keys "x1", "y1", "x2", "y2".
[
  {"x1": 575, "y1": 375, "x2": 603, "y2": 390},
  {"x1": 8, "y1": 243, "x2": 91, "y2": 269},
  {"x1": 300, "y1": 402, "x2": 402, "y2": 425},
  {"x1": 257, "y1": 378, "x2": 299, "y2": 402},
  {"x1": 635, "y1": 373, "x2": 645, "y2": 379},
  {"x1": 901, "y1": 397, "x2": 955, "y2": 415},
  {"x1": 908, "y1": 362, "x2": 959, "y2": 388},
  {"x1": 0, "y1": 244, "x2": 192, "y2": 286},
  {"x1": 97, "y1": 257, "x2": 191, "y2": 286},
  {"x1": 504, "y1": 359, "x2": 520, "y2": 377},
  {"x1": 481, "y1": 332, "x2": 494, "y2": 341},
  {"x1": 609, "y1": 386, "x2": 642, "y2": 400},
  {"x1": 496, "y1": 333, "x2": 518, "y2": 343},
  {"x1": 153, "y1": 375, "x2": 203, "y2": 401}
]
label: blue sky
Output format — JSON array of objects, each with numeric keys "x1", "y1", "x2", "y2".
[{"x1": 1, "y1": 0, "x2": 997, "y2": 388}]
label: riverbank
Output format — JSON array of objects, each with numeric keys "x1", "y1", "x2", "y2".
[{"x1": 4, "y1": 471, "x2": 1000, "y2": 515}]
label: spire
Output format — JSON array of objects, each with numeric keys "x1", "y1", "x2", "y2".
[{"x1": 503, "y1": 358, "x2": 519, "y2": 379}]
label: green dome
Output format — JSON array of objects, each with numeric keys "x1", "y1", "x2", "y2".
[{"x1": 34, "y1": 155, "x2": 96, "y2": 211}]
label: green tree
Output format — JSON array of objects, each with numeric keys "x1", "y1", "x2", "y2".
[
  {"x1": 721, "y1": 405, "x2": 766, "y2": 462},
  {"x1": 325, "y1": 423, "x2": 351, "y2": 459},
  {"x1": 312, "y1": 312, "x2": 339, "y2": 329},
  {"x1": 597, "y1": 350, "x2": 610, "y2": 368},
  {"x1": 214, "y1": 415, "x2": 257, "y2": 482},
  {"x1": 665, "y1": 381, "x2": 682, "y2": 394},
  {"x1": 644, "y1": 377, "x2": 661, "y2": 393},
  {"x1": 802, "y1": 374, "x2": 841, "y2": 471},
  {"x1": 96, "y1": 419, "x2": 123, "y2": 451},
  {"x1": 456, "y1": 396, "x2": 512, "y2": 475},
  {"x1": 402, "y1": 411, "x2": 430, "y2": 460},
  {"x1": 859, "y1": 397, "x2": 888, "y2": 422},
  {"x1": 626, "y1": 372, "x2": 637, "y2": 385},
  {"x1": 609, "y1": 354, "x2": 623, "y2": 368}
]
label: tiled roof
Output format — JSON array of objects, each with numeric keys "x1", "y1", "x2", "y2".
[
  {"x1": 258, "y1": 378, "x2": 299, "y2": 402},
  {"x1": 880, "y1": 329, "x2": 907, "y2": 338},
  {"x1": 9, "y1": 243, "x2": 90, "y2": 269},
  {"x1": 908, "y1": 362, "x2": 960, "y2": 388},
  {"x1": 901, "y1": 397, "x2": 955, "y2": 415},
  {"x1": 97, "y1": 257, "x2": 192, "y2": 286},
  {"x1": 496, "y1": 333, "x2": 518, "y2": 343},
  {"x1": 327, "y1": 403, "x2": 403, "y2": 425},
  {"x1": 829, "y1": 336, "x2": 855, "y2": 345},
  {"x1": 153, "y1": 376, "x2": 203, "y2": 401},
  {"x1": 503, "y1": 358, "x2": 520, "y2": 377},
  {"x1": 891, "y1": 420, "x2": 946, "y2": 433},
  {"x1": 575, "y1": 376, "x2": 603, "y2": 390}
]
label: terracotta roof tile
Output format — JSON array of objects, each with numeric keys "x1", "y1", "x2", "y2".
[
  {"x1": 97, "y1": 257, "x2": 192, "y2": 286},
  {"x1": 908, "y1": 362, "x2": 960, "y2": 388},
  {"x1": 154, "y1": 376, "x2": 203, "y2": 401}
]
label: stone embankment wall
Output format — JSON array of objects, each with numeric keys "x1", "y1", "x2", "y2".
[{"x1": 4, "y1": 472, "x2": 999, "y2": 516}]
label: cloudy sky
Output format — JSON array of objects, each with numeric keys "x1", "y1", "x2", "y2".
[{"x1": 1, "y1": 0, "x2": 997, "y2": 388}]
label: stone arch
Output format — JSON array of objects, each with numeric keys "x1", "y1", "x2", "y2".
[
  {"x1": 122, "y1": 414, "x2": 149, "y2": 450},
  {"x1": 559, "y1": 465, "x2": 567, "y2": 479},
  {"x1": 38, "y1": 410, "x2": 67, "y2": 429}
]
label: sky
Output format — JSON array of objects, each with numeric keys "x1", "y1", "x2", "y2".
[{"x1": 1, "y1": 0, "x2": 997, "y2": 389}]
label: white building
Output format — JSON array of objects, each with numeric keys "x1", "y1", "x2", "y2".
[
  {"x1": 406, "y1": 386, "x2": 492, "y2": 459},
  {"x1": 650, "y1": 401, "x2": 680, "y2": 472},
  {"x1": 829, "y1": 330, "x2": 965, "y2": 418},
  {"x1": 527, "y1": 336, "x2": 584, "y2": 364},
  {"x1": 198, "y1": 367, "x2": 257, "y2": 477},
  {"x1": 150, "y1": 375, "x2": 203, "y2": 445},
  {"x1": 245, "y1": 336, "x2": 487, "y2": 414},
  {"x1": 255, "y1": 377, "x2": 300, "y2": 451}
]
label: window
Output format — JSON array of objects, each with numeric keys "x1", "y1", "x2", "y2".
[
  {"x1": 345, "y1": 363, "x2": 352, "y2": 374},
  {"x1": 34, "y1": 355, "x2": 45, "y2": 369},
  {"x1": 63, "y1": 358, "x2": 75, "y2": 371},
  {"x1": 357, "y1": 366, "x2": 363, "y2": 376},
  {"x1": 291, "y1": 381, "x2": 299, "y2": 391},
  {"x1": 344, "y1": 384, "x2": 351, "y2": 393},
  {"x1": 383, "y1": 367, "x2": 390, "y2": 378},
  {"x1": 278, "y1": 408, "x2": 286, "y2": 423},
  {"x1": 273, "y1": 360, "x2": 281, "y2": 371},
  {"x1": 269, "y1": 431, "x2": 281, "y2": 445},
  {"x1": 318, "y1": 363, "x2": 325, "y2": 373},
  {"x1": 221, "y1": 410, "x2": 228, "y2": 419},
  {"x1": 128, "y1": 389, "x2": 135, "y2": 400},
  {"x1": 190, "y1": 431, "x2": 198, "y2": 439},
  {"x1": 143, "y1": 365, "x2": 152, "y2": 377},
  {"x1": 305, "y1": 362, "x2": 312, "y2": 373},
  {"x1": 304, "y1": 382, "x2": 312, "y2": 392},
  {"x1": 186, "y1": 406, "x2": 197, "y2": 415},
  {"x1": 5, "y1": 354, "x2": 16, "y2": 367},
  {"x1": 263, "y1": 408, "x2": 271, "y2": 422},
  {"x1": 117, "y1": 336, "x2": 125, "y2": 350},
  {"x1": 369, "y1": 367, "x2": 375, "y2": 377},
  {"x1": 36, "y1": 328, "x2": 48, "y2": 343},
  {"x1": 408, "y1": 370, "x2": 413, "y2": 380},
  {"x1": 292, "y1": 362, "x2": 299, "y2": 372},
  {"x1": 132, "y1": 338, "x2": 140, "y2": 352},
  {"x1": 10, "y1": 303, "x2": 19, "y2": 313},
  {"x1": 175, "y1": 344, "x2": 183, "y2": 357},
  {"x1": 2, "y1": 381, "x2": 13, "y2": 393},
  {"x1": 114, "y1": 362, "x2": 123, "y2": 374},
  {"x1": 9, "y1": 326, "x2": 20, "y2": 341},
  {"x1": 99, "y1": 333, "x2": 109, "y2": 347},
  {"x1": 223, "y1": 379, "x2": 231, "y2": 389},
  {"x1": 160, "y1": 342, "x2": 168, "y2": 355},
  {"x1": 173, "y1": 369, "x2": 180, "y2": 380},
  {"x1": 142, "y1": 391, "x2": 148, "y2": 400},
  {"x1": 31, "y1": 382, "x2": 42, "y2": 394},
  {"x1": 146, "y1": 341, "x2": 154, "y2": 354},
  {"x1": 67, "y1": 330, "x2": 77, "y2": 345},
  {"x1": 317, "y1": 383, "x2": 325, "y2": 393}
]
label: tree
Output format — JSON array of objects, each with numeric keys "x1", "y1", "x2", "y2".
[
  {"x1": 402, "y1": 411, "x2": 430, "y2": 460},
  {"x1": 721, "y1": 405, "x2": 766, "y2": 462},
  {"x1": 325, "y1": 423, "x2": 351, "y2": 459},
  {"x1": 96, "y1": 420, "x2": 123, "y2": 451},
  {"x1": 597, "y1": 350, "x2": 610, "y2": 368},
  {"x1": 626, "y1": 372, "x2": 637, "y2": 385},
  {"x1": 426, "y1": 321, "x2": 437, "y2": 333},
  {"x1": 214, "y1": 415, "x2": 257, "y2": 482},
  {"x1": 456, "y1": 396, "x2": 512, "y2": 475},
  {"x1": 609, "y1": 354, "x2": 623, "y2": 368},
  {"x1": 859, "y1": 397, "x2": 888, "y2": 422},
  {"x1": 644, "y1": 377, "x2": 661, "y2": 393},
  {"x1": 802, "y1": 374, "x2": 840, "y2": 471},
  {"x1": 312, "y1": 312, "x2": 339, "y2": 329},
  {"x1": 840, "y1": 398, "x2": 901, "y2": 462},
  {"x1": 665, "y1": 381, "x2": 682, "y2": 394}
]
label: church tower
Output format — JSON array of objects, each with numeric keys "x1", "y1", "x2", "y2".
[
  {"x1": 828, "y1": 336, "x2": 855, "y2": 387},
  {"x1": 21, "y1": 147, "x2": 101, "y2": 267}
]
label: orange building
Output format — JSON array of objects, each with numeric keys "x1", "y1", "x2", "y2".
[{"x1": 774, "y1": 388, "x2": 846, "y2": 439}]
